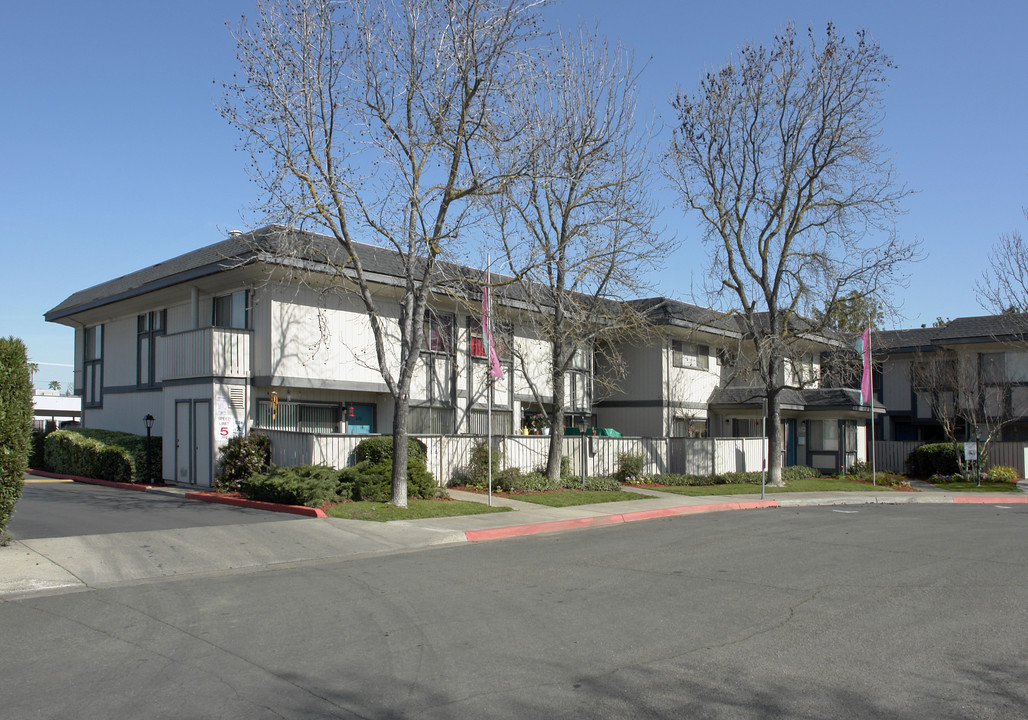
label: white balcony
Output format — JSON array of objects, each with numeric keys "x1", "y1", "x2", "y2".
[{"x1": 157, "y1": 327, "x2": 251, "y2": 382}]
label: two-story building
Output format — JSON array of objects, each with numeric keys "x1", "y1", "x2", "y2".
[
  {"x1": 875, "y1": 314, "x2": 1028, "y2": 442},
  {"x1": 44, "y1": 226, "x2": 589, "y2": 486},
  {"x1": 595, "y1": 298, "x2": 876, "y2": 473}
]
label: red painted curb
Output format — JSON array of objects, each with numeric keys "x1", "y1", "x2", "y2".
[
  {"x1": 952, "y1": 495, "x2": 1028, "y2": 504},
  {"x1": 465, "y1": 499, "x2": 780, "y2": 541},
  {"x1": 184, "y1": 492, "x2": 328, "y2": 518}
]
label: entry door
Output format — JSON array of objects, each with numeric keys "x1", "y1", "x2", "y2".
[
  {"x1": 348, "y1": 404, "x2": 374, "y2": 434},
  {"x1": 784, "y1": 419, "x2": 797, "y2": 466},
  {"x1": 175, "y1": 399, "x2": 213, "y2": 487}
]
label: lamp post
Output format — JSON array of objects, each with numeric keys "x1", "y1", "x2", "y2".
[
  {"x1": 144, "y1": 414, "x2": 155, "y2": 485},
  {"x1": 577, "y1": 417, "x2": 586, "y2": 489}
]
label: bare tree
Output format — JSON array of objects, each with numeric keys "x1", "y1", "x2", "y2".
[
  {"x1": 910, "y1": 347, "x2": 1020, "y2": 473},
  {"x1": 491, "y1": 27, "x2": 665, "y2": 481},
  {"x1": 666, "y1": 23, "x2": 918, "y2": 485},
  {"x1": 220, "y1": 0, "x2": 543, "y2": 506},
  {"x1": 976, "y1": 208, "x2": 1028, "y2": 314}
]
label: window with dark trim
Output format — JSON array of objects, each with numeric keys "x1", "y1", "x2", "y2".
[
  {"x1": 83, "y1": 325, "x2": 103, "y2": 407},
  {"x1": 423, "y1": 313, "x2": 454, "y2": 354},
  {"x1": 213, "y1": 290, "x2": 249, "y2": 330},
  {"x1": 137, "y1": 310, "x2": 166, "y2": 387},
  {"x1": 673, "y1": 341, "x2": 709, "y2": 370},
  {"x1": 469, "y1": 317, "x2": 510, "y2": 359}
]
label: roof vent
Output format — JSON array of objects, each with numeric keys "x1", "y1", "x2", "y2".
[{"x1": 229, "y1": 230, "x2": 243, "y2": 237}]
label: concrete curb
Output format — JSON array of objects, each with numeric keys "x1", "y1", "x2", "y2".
[
  {"x1": 465, "y1": 499, "x2": 778, "y2": 541},
  {"x1": 183, "y1": 492, "x2": 328, "y2": 517}
]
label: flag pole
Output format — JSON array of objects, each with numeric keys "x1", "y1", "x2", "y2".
[
  {"x1": 486, "y1": 255, "x2": 493, "y2": 507},
  {"x1": 869, "y1": 320, "x2": 876, "y2": 486}
]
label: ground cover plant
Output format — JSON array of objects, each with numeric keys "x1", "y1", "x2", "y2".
[
  {"x1": 925, "y1": 466, "x2": 1021, "y2": 493},
  {"x1": 325, "y1": 499, "x2": 510, "y2": 522},
  {"x1": 647, "y1": 474, "x2": 912, "y2": 497},
  {"x1": 510, "y1": 489, "x2": 651, "y2": 507}
]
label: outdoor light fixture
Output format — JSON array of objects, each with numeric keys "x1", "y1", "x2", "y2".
[
  {"x1": 348, "y1": 406, "x2": 355, "y2": 418},
  {"x1": 143, "y1": 414, "x2": 155, "y2": 485}
]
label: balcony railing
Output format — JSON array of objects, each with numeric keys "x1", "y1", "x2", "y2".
[{"x1": 157, "y1": 327, "x2": 251, "y2": 382}]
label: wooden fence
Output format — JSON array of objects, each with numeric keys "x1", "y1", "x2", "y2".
[
  {"x1": 872, "y1": 440, "x2": 1028, "y2": 477},
  {"x1": 261, "y1": 430, "x2": 770, "y2": 485}
]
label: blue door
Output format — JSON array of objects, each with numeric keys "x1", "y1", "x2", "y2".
[
  {"x1": 785, "y1": 419, "x2": 797, "y2": 466},
  {"x1": 347, "y1": 404, "x2": 374, "y2": 434}
]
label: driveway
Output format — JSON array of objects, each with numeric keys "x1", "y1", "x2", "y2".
[{"x1": 7, "y1": 474, "x2": 303, "y2": 540}]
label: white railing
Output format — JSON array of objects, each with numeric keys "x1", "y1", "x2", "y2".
[
  {"x1": 259, "y1": 431, "x2": 770, "y2": 485},
  {"x1": 158, "y1": 328, "x2": 250, "y2": 381}
]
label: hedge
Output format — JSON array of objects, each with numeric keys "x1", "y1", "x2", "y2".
[
  {"x1": 43, "y1": 428, "x2": 163, "y2": 484},
  {"x1": 0, "y1": 337, "x2": 33, "y2": 533},
  {"x1": 908, "y1": 443, "x2": 961, "y2": 477}
]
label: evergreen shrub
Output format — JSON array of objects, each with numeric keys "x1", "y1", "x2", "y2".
[
  {"x1": 43, "y1": 428, "x2": 161, "y2": 483},
  {"x1": 0, "y1": 337, "x2": 33, "y2": 533},
  {"x1": 909, "y1": 443, "x2": 961, "y2": 477},
  {"x1": 239, "y1": 465, "x2": 347, "y2": 507},
  {"x1": 216, "y1": 433, "x2": 272, "y2": 491}
]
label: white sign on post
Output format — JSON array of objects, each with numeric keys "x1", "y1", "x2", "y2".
[{"x1": 964, "y1": 442, "x2": 978, "y2": 461}]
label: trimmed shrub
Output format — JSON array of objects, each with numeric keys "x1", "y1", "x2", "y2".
[
  {"x1": 354, "y1": 435, "x2": 427, "y2": 465},
  {"x1": 340, "y1": 456, "x2": 437, "y2": 502},
  {"x1": 782, "y1": 465, "x2": 819, "y2": 480},
  {"x1": 239, "y1": 465, "x2": 347, "y2": 507},
  {"x1": 216, "y1": 433, "x2": 272, "y2": 491},
  {"x1": 0, "y1": 337, "x2": 33, "y2": 534},
  {"x1": 42, "y1": 429, "x2": 159, "y2": 483},
  {"x1": 614, "y1": 452, "x2": 646, "y2": 483},
  {"x1": 910, "y1": 443, "x2": 961, "y2": 477},
  {"x1": 29, "y1": 428, "x2": 50, "y2": 470}
]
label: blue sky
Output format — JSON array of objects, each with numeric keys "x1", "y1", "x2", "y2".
[{"x1": 3, "y1": 1, "x2": 1026, "y2": 391}]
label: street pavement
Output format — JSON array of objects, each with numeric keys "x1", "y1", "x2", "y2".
[{"x1": 2, "y1": 473, "x2": 1026, "y2": 599}]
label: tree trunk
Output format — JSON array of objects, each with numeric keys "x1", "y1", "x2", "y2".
[
  {"x1": 546, "y1": 363, "x2": 566, "y2": 482},
  {"x1": 390, "y1": 398, "x2": 410, "y2": 508},
  {"x1": 766, "y1": 390, "x2": 784, "y2": 486}
]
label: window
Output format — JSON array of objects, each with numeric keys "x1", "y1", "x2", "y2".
[
  {"x1": 83, "y1": 325, "x2": 103, "y2": 407},
  {"x1": 469, "y1": 317, "x2": 509, "y2": 359},
  {"x1": 672, "y1": 417, "x2": 707, "y2": 437},
  {"x1": 569, "y1": 347, "x2": 590, "y2": 371},
  {"x1": 808, "y1": 420, "x2": 839, "y2": 452},
  {"x1": 981, "y1": 352, "x2": 1006, "y2": 383},
  {"x1": 213, "y1": 290, "x2": 248, "y2": 329},
  {"x1": 256, "y1": 400, "x2": 339, "y2": 433},
  {"x1": 409, "y1": 406, "x2": 454, "y2": 434},
  {"x1": 137, "y1": 310, "x2": 166, "y2": 387},
  {"x1": 423, "y1": 313, "x2": 453, "y2": 353},
  {"x1": 673, "y1": 340, "x2": 709, "y2": 370}
]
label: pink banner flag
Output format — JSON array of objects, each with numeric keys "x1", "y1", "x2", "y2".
[
  {"x1": 859, "y1": 327, "x2": 871, "y2": 404},
  {"x1": 482, "y1": 272, "x2": 504, "y2": 379}
]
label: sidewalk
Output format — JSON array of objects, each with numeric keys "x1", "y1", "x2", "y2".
[{"x1": 3, "y1": 475, "x2": 1026, "y2": 600}]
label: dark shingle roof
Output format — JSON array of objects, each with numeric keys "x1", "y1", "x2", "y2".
[
  {"x1": 708, "y1": 386, "x2": 872, "y2": 411},
  {"x1": 875, "y1": 313, "x2": 1028, "y2": 352}
]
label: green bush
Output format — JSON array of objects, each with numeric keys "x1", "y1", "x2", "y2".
[
  {"x1": 782, "y1": 465, "x2": 819, "y2": 480},
  {"x1": 614, "y1": 452, "x2": 646, "y2": 483},
  {"x1": 0, "y1": 337, "x2": 33, "y2": 534},
  {"x1": 29, "y1": 428, "x2": 50, "y2": 469},
  {"x1": 987, "y1": 465, "x2": 1018, "y2": 483},
  {"x1": 469, "y1": 440, "x2": 502, "y2": 486},
  {"x1": 910, "y1": 443, "x2": 961, "y2": 477},
  {"x1": 216, "y1": 433, "x2": 272, "y2": 491},
  {"x1": 340, "y1": 456, "x2": 437, "y2": 502},
  {"x1": 354, "y1": 435, "x2": 427, "y2": 465},
  {"x1": 42, "y1": 428, "x2": 160, "y2": 483},
  {"x1": 239, "y1": 465, "x2": 347, "y2": 507}
]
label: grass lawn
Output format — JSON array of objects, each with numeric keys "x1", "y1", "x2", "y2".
[
  {"x1": 511, "y1": 489, "x2": 653, "y2": 507},
  {"x1": 924, "y1": 481, "x2": 1022, "y2": 493},
  {"x1": 325, "y1": 499, "x2": 511, "y2": 522},
  {"x1": 646, "y1": 476, "x2": 911, "y2": 497}
]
